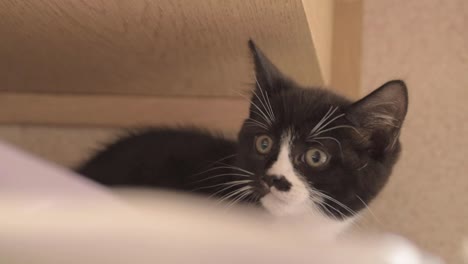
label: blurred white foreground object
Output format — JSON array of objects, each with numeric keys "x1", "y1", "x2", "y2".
[{"x1": 0, "y1": 140, "x2": 443, "y2": 264}]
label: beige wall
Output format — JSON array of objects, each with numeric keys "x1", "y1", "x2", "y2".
[{"x1": 359, "y1": 1, "x2": 468, "y2": 263}]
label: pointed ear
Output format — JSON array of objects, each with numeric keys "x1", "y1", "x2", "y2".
[
  {"x1": 346, "y1": 80, "x2": 409, "y2": 154},
  {"x1": 248, "y1": 39, "x2": 289, "y2": 94}
]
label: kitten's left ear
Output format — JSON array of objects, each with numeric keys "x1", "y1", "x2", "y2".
[
  {"x1": 346, "y1": 80, "x2": 408, "y2": 153},
  {"x1": 248, "y1": 40, "x2": 289, "y2": 94}
]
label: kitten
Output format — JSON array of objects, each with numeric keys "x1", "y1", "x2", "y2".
[{"x1": 78, "y1": 40, "x2": 408, "y2": 228}]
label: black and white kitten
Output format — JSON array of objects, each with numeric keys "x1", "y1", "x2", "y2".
[{"x1": 78, "y1": 41, "x2": 408, "y2": 229}]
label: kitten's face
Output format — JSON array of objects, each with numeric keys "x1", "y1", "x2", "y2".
[{"x1": 237, "y1": 41, "x2": 408, "y2": 227}]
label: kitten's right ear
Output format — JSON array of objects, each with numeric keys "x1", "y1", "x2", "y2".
[
  {"x1": 248, "y1": 40, "x2": 288, "y2": 94},
  {"x1": 346, "y1": 80, "x2": 408, "y2": 155}
]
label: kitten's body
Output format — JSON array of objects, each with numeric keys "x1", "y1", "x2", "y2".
[
  {"x1": 78, "y1": 41, "x2": 408, "y2": 227},
  {"x1": 78, "y1": 128, "x2": 243, "y2": 200}
]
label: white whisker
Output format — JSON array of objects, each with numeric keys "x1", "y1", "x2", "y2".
[
  {"x1": 217, "y1": 186, "x2": 253, "y2": 204},
  {"x1": 245, "y1": 119, "x2": 269, "y2": 130},
  {"x1": 250, "y1": 108, "x2": 272, "y2": 126},
  {"x1": 313, "y1": 191, "x2": 358, "y2": 217},
  {"x1": 225, "y1": 189, "x2": 253, "y2": 208},
  {"x1": 244, "y1": 122, "x2": 268, "y2": 130},
  {"x1": 307, "y1": 140, "x2": 324, "y2": 146},
  {"x1": 310, "y1": 125, "x2": 361, "y2": 138},
  {"x1": 356, "y1": 195, "x2": 384, "y2": 226},
  {"x1": 312, "y1": 191, "x2": 364, "y2": 231},
  {"x1": 192, "y1": 179, "x2": 253, "y2": 191},
  {"x1": 207, "y1": 161, "x2": 255, "y2": 176},
  {"x1": 265, "y1": 92, "x2": 276, "y2": 121},
  {"x1": 251, "y1": 88, "x2": 274, "y2": 122},
  {"x1": 247, "y1": 117, "x2": 268, "y2": 125},
  {"x1": 191, "y1": 173, "x2": 251, "y2": 185},
  {"x1": 320, "y1": 202, "x2": 345, "y2": 220},
  {"x1": 255, "y1": 77, "x2": 276, "y2": 121},
  {"x1": 251, "y1": 81, "x2": 275, "y2": 123},
  {"x1": 239, "y1": 94, "x2": 272, "y2": 125},
  {"x1": 311, "y1": 136, "x2": 343, "y2": 157},
  {"x1": 209, "y1": 182, "x2": 251, "y2": 199},
  {"x1": 193, "y1": 164, "x2": 254, "y2": 176},
  {"x1": 312, "y1": 113, "x2": 345, "y2": 135},
  {"x1": 202, "y1": 154, "x2": 237, "y2": 169},
  {"x1": 310, "y1": 106, "x2": 336, "y2": 135},
  {"x1": 357, "y1": 162, "x2": 368, "y2": 171}
]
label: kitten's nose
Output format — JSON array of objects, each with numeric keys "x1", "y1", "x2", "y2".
[{"x1": 262, "y1": 174, "x2": 292, "y2": 192}]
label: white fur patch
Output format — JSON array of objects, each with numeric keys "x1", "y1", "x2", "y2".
[
  {"x1": 260, "y1": 132, "x2": 355, "y2": 235},
  {"x1": 261, "y1": 133, "x2": 310, "y2": 216}
]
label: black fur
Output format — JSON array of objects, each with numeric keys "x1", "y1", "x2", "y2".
[
  {"x1": 78, "y1": 128, "x2": 241, "y2": 199},
  {"x1": 78, "y1": 40, "x2": 408, "y2": 220}
]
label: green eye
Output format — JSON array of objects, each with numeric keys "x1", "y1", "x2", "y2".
[
  {"x1": 255, "y1": 135, "x2": 273, "y2": 154},
  {"x1": 305, "y1": 148, "x2": 329, "y2": 167}
]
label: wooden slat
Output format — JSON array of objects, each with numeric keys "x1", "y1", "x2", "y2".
[
  {"x1": 330, "y1": 0, "x2": 363, "y2": 99},
  {"x1": 301, "y1": 0, "x2": 335, "y2": 86},
  {"x1": 0, "y1": 93, "x2": 249, "y2": 131},
  {"x1": 0, "y1": 0, "x2": 323, "y2": 97}
]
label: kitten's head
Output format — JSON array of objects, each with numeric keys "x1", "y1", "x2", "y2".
[{"x1": 237, "y1": 40, "x2": 408, "y2": 228}]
